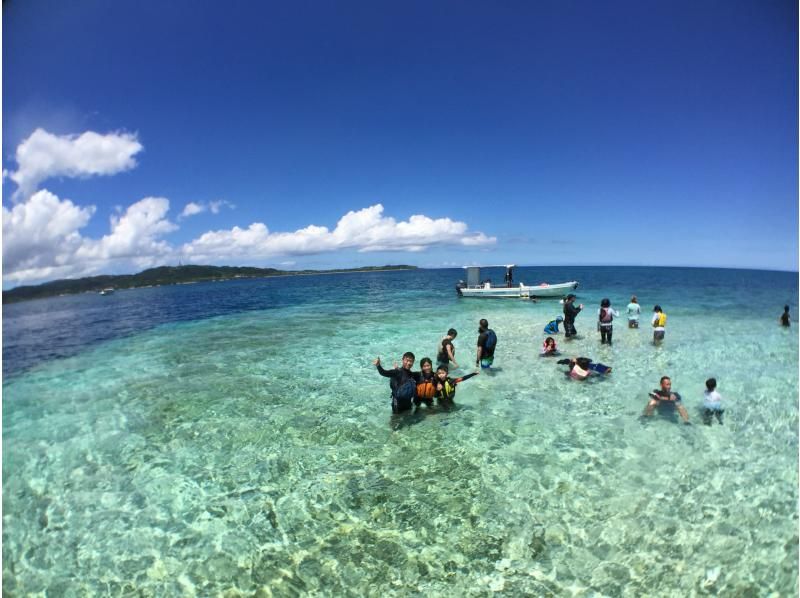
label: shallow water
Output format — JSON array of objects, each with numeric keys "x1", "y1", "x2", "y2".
[{"x1": 3, "y1": 267, "x2": 798, "y2": 595}]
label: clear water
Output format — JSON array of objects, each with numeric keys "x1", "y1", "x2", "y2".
[{"x1": 3, "y1": 267, "x2": 798, "y2": 595}]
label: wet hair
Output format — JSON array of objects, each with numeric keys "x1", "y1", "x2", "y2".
[
  {"x1": 660, "y1": 375, "x2": 671, "y2": 384},
  {"x1": 436, "y1": 365, "x2": 449, "y2": 374},
  {"x1": 576, "y1": 358, "x2": 591, "y2": 370},
  {"x1": 447, "y1": 328, "x2": 458, "y2": 337},
  {"x1": 544, "y1": 336, "x2": 555, "y2": 345},
  {"x1": 479, "y1": 319, "x2": 489, "y2": 330},
  {"x1": 601, "y1": 298, "x2": 610, "y2": 308},
  {"x1": 653, "y1": 305, "x2": 662, "y2": 312},
  {"x1": 785, "y1": 305, "x2": 790, "y2": 312},
  {"x1": 705, "y1": 378, "x2": 717, "y2": 391},
  {"x1": 402, "y1": 352, "x2": 415, "y2": 361},
  {"x1": 566, "y1": 294, "x2": 576, "y2": 301},
  {"x1": 420, "y1": 357, "x2": 432, "y2": 367},
  {"x1": 631, "y1": 295, "x2": 638, "y2": 303}
]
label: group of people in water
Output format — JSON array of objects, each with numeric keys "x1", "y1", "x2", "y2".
[{"x1": 375, "y1": 295, "x2": 792, "y2": 425}]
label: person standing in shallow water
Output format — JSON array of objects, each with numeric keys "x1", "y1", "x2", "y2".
[
  {"x1": 476, "y1": 319, "x2": 497, "y2": 369},
  {"x1": 780, "y1": 305, "x2": 790, "y2": 327},
  {"x1": 563, "y1": 294, "x2": 583, "y2": 339},
  {"x1": 437, "y1": 329, "x2": 459, "y2": 369},
  {"x1": 373, "y1": 352, "x2": 420, "y2": 414},
  {"x1": 626, "y1": 296, "x2": 641, "y2": 328},
  {"x1": 597, "y1": 298, "x2": 619, "y2": 345},
  {"x1": 651, "y1": 305, "x2": 667, "y2": 345}
]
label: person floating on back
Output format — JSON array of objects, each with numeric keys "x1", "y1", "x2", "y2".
[
  {"x1": 476, "y1": 319, "x2": 497, "y2": 369},
  {"x1": 374, "y1": 352, "x2": 420, "y2": 414},
  {"x1": 434, "y1": 365, "x2": 478, "y2": 406},
  {"x1": 702, "y1": 377, "x2": 724, "y2": 425},
  {"x1": 437, "y1": 328, "x2": 460, "y2": 369},
  {"x1": 626, "y1": 295, "x2": 641, "y2": 328},
  {"x1": 415, "y1": 357, "x2": 437, "y2": 408},
  {"x1": 597, "y1": 298, "x2": 619, "y2": 345},
  {"x1": 651, "y1": 305, "x2": 667, "y2": 345},
  {"x1": 780, "y1": 305, "x2": 791, "y2": 327},
  {"x1": 543, "y1": 316, "x2": 563, "y2": 335},
  {"x1": 642, "y1": 375, "x2": 690, "y2": 424},
  {"x1": 563, "y1": 294, "x2": 583, "y2": 339},
  {"x1": 540, "y1": 336, "x2": 559, "y2": 357},
  {"x1": 556, "y1": 357, "x2": 612, "y2": 380}
]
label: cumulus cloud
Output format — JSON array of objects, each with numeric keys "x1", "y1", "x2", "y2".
[
  {"x1": 179, "y1": 199, "x2": 234, "y2": 219},
  {"x1": 182, "y1": 204, "x2": 495, "y2": 261},
  {"x1": 3, "y1": 192, "x2": 176, "y2": 284},
  {"x1": 2, "y1": 189, "x2": 96, "y2": 278},
  {"x1": 9, "y1": 128, "x2": 142, "y2": 201}
]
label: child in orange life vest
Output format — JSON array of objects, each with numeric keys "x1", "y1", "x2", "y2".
[
  {"x1": 414, "y1": 357, "x2": 437, "y2": 408},
  {"x1": 434, "y1": 365, "x2": 478, "y2": 405}
]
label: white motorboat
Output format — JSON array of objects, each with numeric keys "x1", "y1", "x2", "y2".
[
  {"x1": 456, "y1": 265, "x2": 578, "y2": 299},
  {"x1": 99, "y1": 288, "x2": 115, "y2": 295}
]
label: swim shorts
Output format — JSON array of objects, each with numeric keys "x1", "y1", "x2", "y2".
[
  {"x1": 653, "y1": 330, "x2": 665, "y2": 341},
  {"x1": 628, "y1": 319, "x2": 639, "y2": 328},
  {"x1": 480, "y1": 355, "x2": 494, "y2": 369}
]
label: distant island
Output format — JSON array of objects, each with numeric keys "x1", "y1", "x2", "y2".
[{"x1": 2, "y1": 264, "x2": 418, "y2": 304}]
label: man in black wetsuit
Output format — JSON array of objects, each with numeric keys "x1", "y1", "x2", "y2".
[
  {"x1": 476, "y1": 319, "x2": 497, "y2": 369},
  {"x1": 374, "y1": 352, "x2": 420, "y2": 413},
  {"x1": 563, "y1": 294, "x2": 584, "y2": 339}
]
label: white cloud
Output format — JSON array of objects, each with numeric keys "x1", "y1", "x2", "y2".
[
  {"x1": 76, "y1": 197, "x2": 176, "y2": 262},
  {"x1": 9, "y1": 128, "x2": 142, "y2": 201},
  {"x1": 179, "y1": 199, "x2": 234, "y2": 219},
  {"x1": 180, "y1": 201, "x2": 205, "y2": 218},
  {"x1": 2, "y1": 189, "x2": 96, "y2": 278},
  {"x1": 3, "y1": 191, "x2": 176, "y2": 284},
  {"x1": 181, "y1": 204, "x2": 495, "y2": 261}
]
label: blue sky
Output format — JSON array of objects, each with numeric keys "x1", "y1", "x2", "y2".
[{"x1": 3, "y1": 0, "x2": 797, "y2": 286}]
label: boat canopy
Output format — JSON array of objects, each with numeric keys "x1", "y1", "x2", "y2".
[{"x1": 463, "y1": 265, "x2": 515, "y2": 287}]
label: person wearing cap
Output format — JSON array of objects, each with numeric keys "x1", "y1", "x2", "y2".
[
  {"x1": 543, "y1": 316, "x2": 563, "y2": 335},
  {"x1": 562, "y1": 294, "x2": 584, "y2": 339}
]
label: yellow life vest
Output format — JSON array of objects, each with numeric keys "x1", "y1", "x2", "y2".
[
  {"x1": 440, "y1": 379, "x2": 457, "y2": 401},
  {"x1": 654, "y1": 312, "x2": 667, "y2": 327}
]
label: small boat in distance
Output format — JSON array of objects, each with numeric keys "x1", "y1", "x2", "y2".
[
  {"x1": 99, "y1": 288, "x2": 115, "y2": 295},
  {"x1": 456, "y1": 265, "x2": 578, "y2": 299}
]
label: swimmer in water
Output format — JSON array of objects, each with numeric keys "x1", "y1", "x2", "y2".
[{"x1": 642, "y1": 375, "x2": 690, "y2": 424}]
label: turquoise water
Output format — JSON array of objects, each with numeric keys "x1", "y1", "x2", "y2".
[{"x1": 3, "y1": 267, "x2": 798, "y2": 595}]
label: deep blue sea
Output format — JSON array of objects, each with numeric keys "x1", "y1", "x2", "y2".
[{"x1": 3, "y1": 266, "x2": 798, "y2": 595}]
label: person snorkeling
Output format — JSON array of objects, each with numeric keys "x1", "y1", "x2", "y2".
[
  {"x1": 556, "y1": 357, "x2": 612, "y2": 380},
  {"x1": 543, "y1": 316, "x2": 563, "y2": 335},
  {"x1": 540, "y1": 336, "x2": 560, "y2": 356},
  {"x1": 434, "y1": 365, "x2": 478, "y2": 406}
]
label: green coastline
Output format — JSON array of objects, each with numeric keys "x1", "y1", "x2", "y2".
[{"x1": 2, "y1": 264, "x2": 417, "y2": 304}]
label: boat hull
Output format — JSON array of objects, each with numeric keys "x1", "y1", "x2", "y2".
[{"x1": 458, "y1": 281, "x2": 578, "y2": 299}]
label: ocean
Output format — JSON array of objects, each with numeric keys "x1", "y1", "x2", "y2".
[{"x1": 3, "y1": 266, "x2": 798, "y2": 595}]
